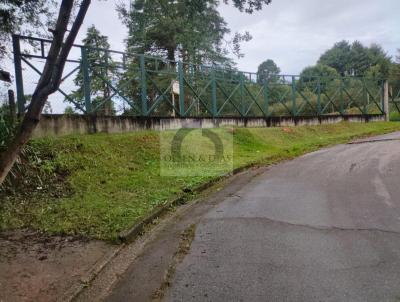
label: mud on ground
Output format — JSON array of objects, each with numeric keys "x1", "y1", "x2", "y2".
[{"x1": 0, "y1": 229, "x2": 116, "y2": 302}]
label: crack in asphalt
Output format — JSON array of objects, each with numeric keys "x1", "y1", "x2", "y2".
[
  {"x1": 348, "y1": 138, "x2": 400, "y2": 145},
  {"x1": 204, "y1": 216, "x2": 400, "y2": 236},
  {"x1": 152, "y1": 224, "x2": 196, "y2": 302},
  {"x1": 328, "y1": 260, "x2": 387, "y2": 272}
]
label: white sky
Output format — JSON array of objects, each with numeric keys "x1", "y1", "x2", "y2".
[
  {"x1": 2, "y1": 0, "x2": 400, "y2": 112},
  {"x1": 77, "y1": 0, "x2": 400, "y2": 74},
  {"x1": 219, "y1": 0, "x2": 400, "y2": 74}
]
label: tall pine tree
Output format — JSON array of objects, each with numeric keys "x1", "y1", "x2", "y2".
[
  {"x1": 120, "y1": 1, "x2": 217, "y2": 65},
  {"x1": 70, "y1": 25, "x2": 116, "y2": 115},
  {"x1": 117, "y1": 0, "x2": 258, "y2": 65}
]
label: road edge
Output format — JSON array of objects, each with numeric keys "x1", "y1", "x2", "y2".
[{"x1": 63, "y1": 128, "x2": 400, "y2": 302}]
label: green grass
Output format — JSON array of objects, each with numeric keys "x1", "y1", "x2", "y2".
[
  {"x1": 390, "y1": 110, "x2": 400, "y2": 121},
  {"x1": 1, "y1": 122, "x2": 400, "y2": 241}
]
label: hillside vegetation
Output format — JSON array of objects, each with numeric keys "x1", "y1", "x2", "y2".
[{"x1": 1, "y1": 122, "x2": 400, "y2": 241}]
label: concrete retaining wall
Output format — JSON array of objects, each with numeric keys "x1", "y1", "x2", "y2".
[{"x1": 32, "y1": 114, "x2": 386, "y2": 137}]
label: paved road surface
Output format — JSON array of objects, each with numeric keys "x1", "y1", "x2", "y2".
[
  {"x1": 102, "y1": 132, "x2": 400, "y2": 302},
  {"x1": 163, "y1": 132, "x2": 400, "y2": 302}
]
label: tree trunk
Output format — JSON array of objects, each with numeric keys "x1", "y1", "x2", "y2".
[
  {"x1": 167, "y1": 47, "x2": 176, "y2": 66},
  {"x1": 0, "y1": 113, "x2": 41, "y2": 183},
  {"x1": 0, "y1": 0, "x2": 91, "y2": 185}
]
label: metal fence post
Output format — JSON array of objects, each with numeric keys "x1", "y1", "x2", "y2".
[
  {"x1": 317, "y1": 77, "x2": 321, "y2": 115},
  {"x1": 240, "y1": 73, "x2": 245, "y2": 115},
  {"x1": 140, "y1": 55, "x2": 148, "y2": 116},
  {"x1": 264, "y1": 80, "x2": 269, "y2": 117},
  {"x1": 81, "y1": 47, "x2": 92, "y2": 114},
  {"x1": 211, "y1": 67, "x2": 217, "y2": 117},
  {"x1": 12, "y1": 35, "x2": 25, "y2": 115},
  {"x1": 291, "y1": 76, "x2": 297, "y2": 116},
  {"x1": 340, "y1": 78, "x2": 344, "y2": 115},
  {"x1": 190, "y1": 63, "x2": 194, "y2": 82},
  {"x1": 362, "y1": 79, "x2": 367, "y2": 115},
  {"x1": 178, "y1": 61, "x2": 185, "y2": 117}
]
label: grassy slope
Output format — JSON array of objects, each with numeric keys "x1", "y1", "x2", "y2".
[
  {"x1": 390, "y1": 111, "x2": 400, "y2": 121},
  {"x1": 1, "y1": 122, "x2": 400, "y2": 241}
]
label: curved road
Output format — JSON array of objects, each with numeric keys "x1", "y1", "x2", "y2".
[{"x1": 163, "y1": 132, "x2": 400, "y2": 302}]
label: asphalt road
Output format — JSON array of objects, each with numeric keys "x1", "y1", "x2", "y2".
[{"x1": 163, "y1": 132, "x2": 400, "y2": 302}]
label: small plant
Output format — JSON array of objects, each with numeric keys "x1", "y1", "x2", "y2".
[{"x1": 0, "y1": 103, "x2": 16, "y2": 151}]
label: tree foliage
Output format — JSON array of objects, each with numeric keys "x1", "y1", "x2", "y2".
[
  {"x1": 300, "y1": 64, "x2": 339, "y2": 80},
  {"x1": 115, "y1": 0, "x2": 271, "y2": 117},
  {"x1": 64, "y1": 106, "x2": 75, "y2": 115},
  {"x1": 117, "y1": 0, "x2": 271, "y2": 65},
  {"x1": 318, "y1": 40, "x2": 391, "y2": 78},
  {"x1": 0, "y1": 0, "x2": 57, "y2": 63},
  {"x1": 225, "y1": 0, "x2": 272, "y2": 13},
  {"x1": 390, "y1": 49, "x2": 400, "y2": 77},
  {"x1": 119, "y1": 1, "x2": 228, "y2": 65},
  {"x1": 299, "y1": 64, "x2": 339, "y2": 93},
  {"x1": 257, "y1": 59, "x2": 280, "y2": 84},
  {"x1": 318, "y1": 41, "x2": 351, "y2": 76},
  {"x1": 70, "y1": 25, "x2": 116, "y2": 115},
  {"x1": 389, "y1": 49, "x2": 400, "y2": 97}
]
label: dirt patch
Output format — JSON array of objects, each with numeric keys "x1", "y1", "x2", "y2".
[
  {"x1": 282, "y1": 127, "x2": 294, "y2": 133},
  {"x1": 0, "y1": 229, "x2": 116, "y2": 302}
]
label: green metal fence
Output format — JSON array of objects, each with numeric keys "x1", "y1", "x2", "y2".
[
  {"x1": 12, "y1": 35, "x2": 397, "y2": 118},
  {"x1": 390, "y1": 86, "x2": 400, "y2": 112}
]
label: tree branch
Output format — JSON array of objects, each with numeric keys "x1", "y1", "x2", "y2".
[
  {"x1": 0, "y1": 0, "x2": 91, "y2": 185},
  {"x1": 51, "y1": 0, "x2": 91, "y2": 94},
  {"x1": 35, "y1": 0, "x2": 74, "y2": 93}
]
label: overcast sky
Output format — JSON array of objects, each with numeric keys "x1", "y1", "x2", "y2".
[{"x1": 78, "y1": 0, "x2": 400, "y2": 74}]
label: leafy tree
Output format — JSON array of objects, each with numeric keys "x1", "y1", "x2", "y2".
[
  {"x1": 116, "y1": 0, "x2": 271, "y2": 116},
  {"x1": 295, "y1": 64, "x2": 340, "y2": 114},
  {"x1": 368, "y1": 44, "x2": 390, "y2": 66},
  {"x1": 64, "y1": 106, "x2": 75, "y2": 115},
  {"x1": 119, "y1": 0, "x2": 233, "y2": 65},
  {"x1": 71, "y1": 25, "x2": 117, "y2": 115},
  {"x1": 365, "y1": 43, "x2": 391, "y2": 80},
  {"x1": 257, "y1": 59, "x2": 280, "y2": 84},
  {"x1": 318, "y1": 41, "x2": 351, "y2": 76},
  {"x1": 227, "y1": 0, "x2": 272, "y2": 13},
  {"x1": 299, "y1": 64, "x2": 339, "y2": 93},
  {"x1": 300, "y1": 64, "x2": 339, "y2": 80},
  {"x1": 0, "y1": 101, "x2": 15, "y2": 152},
  {"x1": 0, "y1": 0, "x2": 57, "y2": 63},
  {"x1": 389, "y1": 49, "x2": 400, "y2": 98},
  {"x1": 318, "y1": 40, "x2": 391, "y2": 77},
  {"x1": 394, "y1": 49, "x2": 400, "y2": 77},
  {"x1": 118, "y1": 0, "x2": 271, "y2": 65},
  {"x1": 349, "y1": 41, "x2": 370, "y2": 76}
]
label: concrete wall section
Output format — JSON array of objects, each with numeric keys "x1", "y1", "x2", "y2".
[{"x1": 33, "y1": 114, "x2": 386, "y2": 137}]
